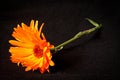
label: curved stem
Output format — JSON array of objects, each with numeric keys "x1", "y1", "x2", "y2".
[{"x1": 51, "y1": 18, "x2": 102, "y2": 53}]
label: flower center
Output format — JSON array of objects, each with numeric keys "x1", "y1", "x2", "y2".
[{"x1": 33, "y1": 45, "x2": 43, "y2": 58}]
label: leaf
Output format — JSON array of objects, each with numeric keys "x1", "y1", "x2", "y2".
[{"x1": 86, "y1": 18, "x2": 100, "y2": 27}]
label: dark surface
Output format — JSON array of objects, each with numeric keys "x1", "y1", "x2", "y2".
[{"x1": 0, "y1": 0, "x2": 120, "y2": 80}]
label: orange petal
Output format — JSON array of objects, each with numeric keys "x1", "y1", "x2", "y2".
[
  {"x1": 38, "y1": 23, "x2": 44, "y2": 37},
  {"x1": 30, "y1": 20, "x2": 34, "y2": 30},
  {"x1": 25, "y1": 67, "x2": 31, "y2": 71},
  {"x1": 49, "y1": 60, "x2": 55, "y2": 66},
  {"x1": 39, "y1": 57, "x2": 44, "y2": 67},
  {"x1": 21, "y1": 23, "x2": 29, "y2": 30},
  {"x1": 9, "y1": 40, "x2": 34, "y2": 48},
  {"x1": 9, "y1": 47, "x2": 33, "y2": 57},
  {"x1": 41, "y1": 33, "x2": 46, "y2": 40},
  {"x1": 35, "y1": 20, "x2": 38, "y2": 30}
]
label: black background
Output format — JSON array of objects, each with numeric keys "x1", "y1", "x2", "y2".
[{"x1": 0, "y1": 0, "x2": 120, "y2": 80}]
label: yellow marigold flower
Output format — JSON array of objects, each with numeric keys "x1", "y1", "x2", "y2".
[{"x1": 9, "y1": 20, "x2": 55, "y2": 74}]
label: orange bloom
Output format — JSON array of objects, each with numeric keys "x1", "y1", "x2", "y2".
[{"x1": 9, "y1": 20, "x2": 55, "y2": 73}]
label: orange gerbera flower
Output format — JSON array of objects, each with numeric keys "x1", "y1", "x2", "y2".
[{"x1": 9, "y1": 20, "x2": 55, "y2": 73}]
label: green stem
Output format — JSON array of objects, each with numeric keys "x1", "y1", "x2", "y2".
[{"x1": 51, "y1": 18, "x2": 102, "y2": 53}]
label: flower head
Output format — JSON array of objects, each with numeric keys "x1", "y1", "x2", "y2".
[{"x1": 9, "y1": 20, "x2": 55, "y2": 73}]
